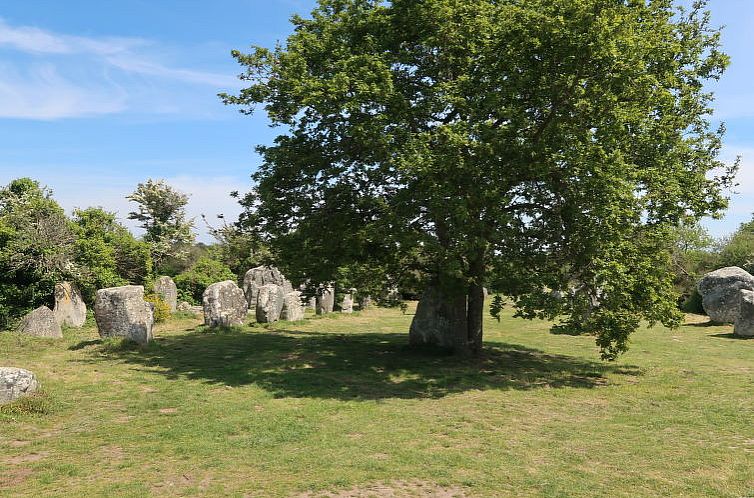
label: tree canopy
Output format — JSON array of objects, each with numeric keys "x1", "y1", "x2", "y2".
[{"x1": 223, "y1": 0, "x2": 736, "y2": 358}]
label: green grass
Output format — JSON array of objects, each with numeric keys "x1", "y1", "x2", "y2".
[{"x1": 0, "y1": 305, "x2": 752, "y2": 497}]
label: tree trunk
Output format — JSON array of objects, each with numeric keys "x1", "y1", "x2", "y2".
[{"x1": 464, "y1": 251, "x2": 486, "y2": 356}]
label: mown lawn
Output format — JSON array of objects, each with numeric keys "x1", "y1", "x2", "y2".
[{"x1": 1, "y1": 303, "x2": 752, "y2": 497}]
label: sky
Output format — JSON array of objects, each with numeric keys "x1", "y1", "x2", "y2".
[{"x1": 0, "y1": 0, "x2": 752, "y2": 243}]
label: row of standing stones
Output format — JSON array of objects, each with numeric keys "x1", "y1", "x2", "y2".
[{"x1": 2, "y1": 267, "x2": 360, "y2": 404}]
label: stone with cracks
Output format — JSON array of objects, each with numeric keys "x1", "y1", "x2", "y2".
[
  {"x1": 734, "y1": 289, "x2": 754, "y2": 338},
  {"x1": 0, "y1": 367, "x2": 40, "y2": 405},
  {"x1": 203, "y1": 281, "x2": 248, "y2": 327},
  {"x1": 243, "y1": 266, "x2": 293, "y2": 309},
  {"x1": 153, "y1": 276, "x2": 178, "y2": 312},
  {"x1": 409, "y1": 285, "x2": 468, "y2": 350},
  {"x1": 53, "y1": 282, "x2": 86, "y2": 327},
  {"x1": 316, "y1": 285, "x2": 335, "y2": 315},
  {"x1": 697, "y1": 267, "x2": 754, "y2": 323},
  {"x1": 256, "y1": 284, "x2": 285, "y2": 323},
  {"x1": 94, "y1": 285, "x2": 154, "y2": 345},
  {"x1": 281, "y1": 291, "x2": 305, "y2": 321},
  {"x1": 16, "y1": 306, "x2": 62, "y2": 339}
]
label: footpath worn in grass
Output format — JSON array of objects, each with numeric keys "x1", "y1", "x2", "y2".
[{"x1": 1, "y1": 304, "x2": 752, "y2": 497}]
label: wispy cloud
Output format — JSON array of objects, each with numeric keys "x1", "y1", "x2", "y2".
[{"x1": 0, "y1": 18, "x2": 240, "y2": 120}]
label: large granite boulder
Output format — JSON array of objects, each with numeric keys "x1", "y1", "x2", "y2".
[
  {"x1": 153, "y1": 276, "x2": 178, "y2": 313},
  {"x1": 340, "y1": 288, "x2": 356, "y2": 314},
  {"x1": 697, "y1": 267, "x2": 754, "y2": 323},
  {"x1": 256, "y1": 284, "x2": 285, "y2": 323},
  {"x1": 16, "y1": 306, "x2": 63, "y2": 339},
  {"x1": 53, "y1": 282, "x2": 86, "y2": 327},
  {"x1": 281, "y1": 291, "x2": 305, "y2": 321},
  {"x1": 734, "y1": 289, "x2": 754, "y2": 338},
  {"x1": 94, "y1": 286, "x2": 154, "y2": 345},
  {"x1": 203, "y1": 281, "x2": 247, "y2": 327},
  {"x1": 0, "y1": 368, "x2": 39, "y2": 405},
  {"x1": 316, "y1": 285, "x2": 335, "y2": 315},
  {"x1": 409, "y1": 285, "x2": 467, "y2": 350},
  {"x1": 243, "y1": 266, "x2": 293, "y2": 309}
]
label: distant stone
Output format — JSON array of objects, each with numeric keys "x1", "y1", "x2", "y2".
[
  {"x1": 203, "y1": 281, "x2": 247, "y2": 327},
  {"x1": 698, "y1": 267, "x2": 754, "y2": 323},
  {"x1": 340, "y1": 288, "x2": 356, "y2": 314},
  {"x1": 409, "y1": 285, "x2": 467, "y2": 349},
  {"x1": 177, "y1": 301, "x2": 192, "y2": 312},
  {"x1": 358, "y1": 295, "x2": 373, "y2": 310},
  {"x1": 316, "y1": 285, "x2": 335, "y2": 315},
  {"x1": 308, "y1": 296, "x2": 317, "y2": 310},
  {"x1": 16, "y1": 306, "x2": 62, "y2": 339},
  {"x1": 734, "y1": 289, "x2": 754, "y2": 338},
  {"x1": 243, "y1": 266, "x2": 293, "y2": 309},
  {"x1": 53, "y1": 282, "x2": 86, "y2": 327},
  {"x1": 153, "y1": 276, "x2": 178, "y2": 313},
  {"x1": 281, "y1": 291, "x2": 305, "y2": 321},
  {"x1": 94, "y1": 285, "x2": 154, "y2": 345},
  {"x1": 0, "y1": 368, "x2": 39, "y2": 405},
  {"x1": 256, "y1": 284, "x2": 285, "y2": 323}
]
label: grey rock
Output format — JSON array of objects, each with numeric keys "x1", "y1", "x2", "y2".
[
  {"x1": 0, "y1": 367, "x2": 39, "y2": 405},
  {"x1": 153, "y1": 276, "x2": 178, "y2": 313},
  {"x1": 308, "y1": 296, "x2": 317, "y2": 310},
  {"x1": 409, "y1": 285, "x2": 467, "y2": 350},
  {"x1": 53, "y1": 282, "x2": 86, "y2": 327},
  {"x1": 316, "y1": 285, "x2": 335, "y2": 315},
  {"x1": 256, "y1": 284, "x2": 285, "y2": 323},
  {"x1": 17, "y1": 306, "x2": 63, "y2": 339},
  {"x1": 243, "y1": 266, "x2": 293, "y2": 309},
  {"x1": 94, "y1": 285, "x2": 154, "y2": 345},
  {"x1": 358, "y1": 295, "x2": 373, "y2": 310},
  {"x1": 177, "y1": 301, "x2": 192, "y2": 312},
  {"x1": 340, "y1": 288, "x2": 356, "y2": 314},
  {"x1": 698, "y1": 267, "x2": 754, "y2": 323},
  {"x1": 203, "y1": 281, "x2": 247, "y2": 327},
  {"x1": 281, "y1": 291, "x2": 305, "y2": 321},
  {"x1": 734, "y1": 289, "x2": 754, "y2": 338}
]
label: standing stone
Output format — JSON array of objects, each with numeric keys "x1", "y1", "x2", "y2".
[
  {"x1": 256, "y1": 284, "x2": 285, "y2": 323},
  {"x1": 358, "y1": 295, "x2": 373, "y2": 310},
  {"x1": 340, "y1": 288, "x2": 356, "y2": 314},
  {"x1": 316, "y1": 285, "x2": 335, "y2": 315},
  {"x1": 177, "y1": 301, "x2": 192, "y2": 312},
  {"x1": 203, "y1": 281, "x2": 247, "y2": 327},
  {"x1": 153, "y1": 276, "x2": 178, "y2": 313},
  {"x1": 243, "y1": 266, "x2": 293, "y2": 309},
  {"x1": 409, "y1": 285, "x2": 468, "y2": 350},
  {"x1": 308, "y1": 296, "x2": 317, "y2": 310},
  {"x1": 94, "y1": 286, "x2": 154, "y2": 345},
  {"x1": 697, "y1": 267, "x2": 754, "y2": 323},
  {"x1": 734, "y1": 289, "x2": 754, "y2": 338},
  {"x1": 53, "y1": 282, "x2": 86, "y2": 327},
  {"x1": 0, "y1": 368, "x2": 39, "y2": 405},
  {"x1": 281, "y1": 291, "x2": 305, "y2": 321},
  {"x1": 16, "y1": 306, "x2": 63, "y2": 339}
]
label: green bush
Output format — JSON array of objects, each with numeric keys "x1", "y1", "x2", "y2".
[
  {"x1": 679, "y1": 289, "x2": 705, "y2": 315},
  {"x1": 144, "y1": 293, "x2": 171, "y2": 323},
  {"x1": 174, "y1": 257, "x2": 236, "y2": 304}
]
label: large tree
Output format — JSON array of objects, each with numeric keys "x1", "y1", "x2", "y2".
[{"x1": 223, "y1": 0, "x2": 735, "y2": 358}]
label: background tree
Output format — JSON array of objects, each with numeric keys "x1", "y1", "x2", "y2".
[
  {"x1": 127, "y1": 179, "x2": 195, "y2": 273},
  {"x1": 223, "y1": 0, "x2": 735, "y2": 358}
]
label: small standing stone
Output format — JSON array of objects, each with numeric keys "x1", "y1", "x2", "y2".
[
  {"x1": 203, "y1": 281, "x2": 248, "y2": 327},
  {"x1": 153, "y1": 276, "x2": 178, "y2": 313},
  {"x1": 0, "y1": 367, "x2": 40, "y2": 405},
  {"x1": 16, "y1": 306, "x2": 63, "y2": 339},
  {"x1": 340, "y1": 288, "x2": 356, "y2": 314},
  {"x1": 308, "y1": 296, "x2": 317, "y2": 310},
  {"x1": 256, "y1": 284, "x2": 285, "y2": 323},
  {"x1": 316, "y1": 285, "x2": 335, "y2": 315},
  {"x1": 734, "y1": 289, "x2": 754, "y2": 338},
  {"x1": 243, "y1": 266, "x2": 293, "y2": 309},
  {"x1": 177, "y1": 301, "x2": 192, "y2": 313},
  {"x1": 281, "y1": 291, "x2": 305, "y2": 321},
  {"x1": 53, "y1": 282, "x2": 86, "y2": 327},
  {"x1": 94, "y1": 285, "x2": 154, "y2": 345}
]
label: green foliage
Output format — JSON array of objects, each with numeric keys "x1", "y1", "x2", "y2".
[
  {"x1": 223, "y1": 0, "x2": 734, "y2": 358},
  {"x1": 490, "y1": 295, "x2": 506, "y2": 322},
  {"x1": 174, "y1": 257, "x2": 236, "y2": 304},
  {"x1": 144, "y1": 293, "x2": 171, "y2": 323},
  {"x1": 716, "y1": 215, "x2": 754, "y2": 274}
]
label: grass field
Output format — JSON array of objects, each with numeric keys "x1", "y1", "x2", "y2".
[{"x1": 1, "y1": 303, "x2": 752, "y2": 497}]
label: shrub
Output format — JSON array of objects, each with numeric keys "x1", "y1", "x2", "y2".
[
  {"x1": 175, "y1": 257, "x2": 236, "y2": 304},
  {"x1": 144, "y1": 293, "x2": 171, "y2": 323}
]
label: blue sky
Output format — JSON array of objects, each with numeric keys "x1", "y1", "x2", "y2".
[{"x1": 0, "y1": 0, "x2": 752, "y2": 243}]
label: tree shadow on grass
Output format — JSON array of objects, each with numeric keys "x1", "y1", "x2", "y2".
[
  {"x1": 72, "y1": 325, "x2": 641, "y2": 401},
  {"x1": 708, "y1": 332, "x2": 753, "y2": 340}
]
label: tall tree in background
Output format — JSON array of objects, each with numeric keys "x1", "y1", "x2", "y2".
[
  {"x1": 127, "y1": 179, "x2": 195, "y2": 273},
  {"x1": 223, "y1": 0, "x2": 736, "y2": 358}
]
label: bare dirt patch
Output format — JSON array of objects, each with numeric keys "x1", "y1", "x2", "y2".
[
  {"x1": 0, "y1": 467, "x2": 33, "y2": 489},
  {"x1": 4, "y1": 451, "x2": 49, "y2": 465},
  {"x1": 158, "y1": 408, "x2": 178, "y2": 414},
  {"x1": 296, "y1": 480, "x2": 469, "y2": 497}
]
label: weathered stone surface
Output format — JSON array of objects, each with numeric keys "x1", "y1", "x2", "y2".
[
  {"x1": 177, "y1": 301, "x2": 192, "y2": 312},
  {"x1": 409, "y1": 285, "x2": 467, "y2": 350},
  {"x1": 308, "y1": 296, "x2": 317, "y2": 310},
  {"x1": 256, "y1": 284, "x2": 285, "y2": 323},
  {"x1": 734, "y1": 289, "x2": 754, "y2": 338},
  {"x1": 203, "y1": 281, "x2": 247, "y2": 327},
  {"x1": 281, "y1": 291, "x2": 305, "y2": 321},
  {"x1": 340, "y1": 288, "x2": 356, "y2": 314},
  {"x1": 53, "y1": 282, "x2": 86, "y2": 327},
  {"x1": 358, "y1": 295, "x2": 373, "y2": 310},
  {"x1": 243, "y1": 266, "x2": 293, "y2": 309},
  {"x1": 153, "y1": 276, "x2": 178, "y2": 313},
  {"x1": 94, "y1": 285, "x2": 154, "y2": 345},
  {"x1": 0, "y1": 367, "x2": 39, "y2": 405},
  {"x1": 16, "y1": 306, "x2": 63, "y2": 339},
  {"x1": 316, "y1": 285, "x2": 335, "y2": 315},
  {"x1": 698, "y1": 267, "x2": 754, "y2": 323}
]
